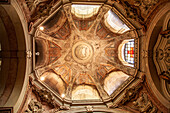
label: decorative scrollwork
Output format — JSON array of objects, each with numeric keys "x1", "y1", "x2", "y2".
[
  {"x1": 25, "y1": 99, "x2": 43, "y2": 113},
  {"x1": 120, "y1": 84, "x2": 143, "y2": 105},
  {"x1": 117, "y1": 0, "x2": 165, "y2": 30},
  {"x1": 133, "y1": 93, "x2": 157, "y2": 113},
  {"x1": 159, "y1": 71, "x2": 170, "y2": 83},
  {"x1": 32, "y1": 87, "x2": 56, "y2": 108},
  {"x1": 25, "y1": 0, "x2": 54, "y2": 22},
  {"x1": 118, "y1": 76, "x2": 145, "y2": 105}
]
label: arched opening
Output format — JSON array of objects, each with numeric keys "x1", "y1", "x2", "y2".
[
  {"x1": 104, "y1": 71, "x2": 129, "y2": 95},
  {"x1": 104, "y1": 10, "x2": 130, "y2": 34},
  {"x1": 118, "y1": 39, "x2": 135, "y2": 67},
  {"x1": 71, "y1": 4, "x2": 101, "y2": 19},
  {"x1": 145, "y1": 2, "x2": 170, "y2": 108},
  {"x1": 72, "y1": 85, "x2": 100, "y2": 100},
  {"x1": 0, "y1": 1, "x2": 30, "y2": 112}
]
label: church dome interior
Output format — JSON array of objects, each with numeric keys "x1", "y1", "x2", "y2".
[{"x1": 0, "y1": 0, "x2": 169, "y2": 113}]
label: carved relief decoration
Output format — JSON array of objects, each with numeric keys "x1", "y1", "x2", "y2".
[
  {"x1": 153, "y1": 29, "x2": 170, "y2": 82},
  {"x1": 25, "y1": 99, "x2": 43, "y2": 113},
  {"x1": 159, "y1": 71, "x2": 170, "y2": 83},
  {"x1": 17, "y1": 0, "x2": 59, "y2": 31},
  {"x1": 25, "y1": 0, "x2": 54, "y2": 22},
  {"x1": 132, "y1": 93, "x2": 157, "y2": 113},
  {"x1": 119, "y1": 83, "x2": 143, "y2": 105},
  {"x1": 85, "y1": 105, "x2": 93, "y2": 112},
  {"x1": 115, "y1": 86, "x2": 159, "y2": 113},
  {"x1": 59, "y1": 105, "x2": 70, "y2": 110},
  {"x1": 117, "y1": 0, "x2": 168, "y2": 29},
  {"x1": 32, "y1": 87, "x2": 56, "y2": 108}
]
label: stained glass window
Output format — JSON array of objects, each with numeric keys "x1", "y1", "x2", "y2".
[{"x1": 124, "y1": 40, "x2": 134, "y2": 64}]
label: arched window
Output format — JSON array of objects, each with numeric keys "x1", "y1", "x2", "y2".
[
  {"x1": 71, "y1": 4, "x2": 101, "y2": 18},
  {"x1": 104, "y1": 71, "x2": 129, "y2": 95},
  {"x1": 124, "y1": 40, "x2": 135, "y2": 64},
  {"x1": 118, "y1": 39, "x2": 135, "y2": 67},
  {"x1": 104, "y1": 10, "x2": 130, "y2": 34}
]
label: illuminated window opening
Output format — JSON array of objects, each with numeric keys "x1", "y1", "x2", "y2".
[
  {"x1": 124, "y1": 40, "x2": 135, "y2": 64},
  {"x1": 118, "y1": 39, "x2": 135, "y2": 67},
  {"x1": 104, "y1": 10, "x2": 130, "y2": 34},
  {"x1": 104, "y1": 71, "x2": 129, "y2": 95},
  {"x1": 71, "y1": 4, "x2": 101, "y2": 18}
]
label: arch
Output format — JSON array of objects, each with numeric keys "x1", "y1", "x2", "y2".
[
  {"x1": 0, "y1": 0, "x2": 30, "y2": 112},
  {"x1": 40, "y1": 72, "x2": 66, "y2": 95},
  {"x1": 144, "y1": 2, "x2": 170, "y2": 108},
  {"x1": 118, "y1": 39, "x2": 135, "y2": 67},
  {"x1": 35, "y1": 38, "x2": 48, "y2": 68},
  {"x1": 72, "y1": 85, "x2": 100, "y2": 100},
  {"x1": 71, "y1": 4, "x2": 101, "y2": 18},
  {"x1": 104, "y1": 71, "x2": 129, "y2": 95},
  {"x1": 104, "y1": 10, "x2": 130, "y2": 34}
]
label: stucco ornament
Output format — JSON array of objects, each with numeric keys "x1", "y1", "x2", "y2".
[
  {"x1": 25, "y1": 99, "x2": 43, "y2": 113},
  {"x1": 133, "y1": 93, "x2": 157, "y2": 113},
  {"x1": 32, "y1": 87, "x2": 56, "y2": 108},
  {"x1": 85, "y1": 105, "x2": 93, "y2": 112}
]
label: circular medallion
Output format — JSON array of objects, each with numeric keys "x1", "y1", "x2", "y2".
[{"x1": 72, "y1": 41, "x2": 93, "y2": 63}]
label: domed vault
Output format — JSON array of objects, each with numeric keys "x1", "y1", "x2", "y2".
[
  {"x1": 33, "y1": 3, "x2": 138, "y2": 106},
  {"x1": 1, "y1": 0, "x2": 170, "y2": 113},
  {"x1": 0, "y1": 0, "x2": 170, "y2": 113}
]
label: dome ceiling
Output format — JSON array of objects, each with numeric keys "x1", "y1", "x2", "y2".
[
  {"x1": 1, "y1": 0, "x2": 170, "y2": 112},
  {"x1": 33, "y1": 3, "x2": 138, "y2": 104}
]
